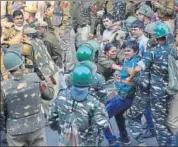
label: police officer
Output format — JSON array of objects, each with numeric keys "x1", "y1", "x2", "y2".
[
  {"x1": 127, "y1": 21, "x2": 178, "y2": 146},
  {"x1": 36, "y1": 20, "x2": 67, "y2": 90},
  {"x1": 151, "y1": 0, "x2": 176, "y2": 35},
  {"x1": 1, "y1": 47, "x2": 54, "y2": 146},
  {"x1": 1, "y1": 49, "x2": 10, "y2": 81},
  {"x1": 136, "y1": 4, "x2": 153, "y2": 25},
  {"x1": 3, "y1": 10, "x2": 24, "y2": 46},
  {"x1": 52, "y1": 1, "x2": 77, "y2": 75},
  {"x1": 125, "y1": 0, "x2": 140, "y2": 18},
  {"x1": 76, "y1": 42, "x2": 122, "y2": 146},
  {"x1": 23, "y1": 27, "x2": 60, "y2": 117},
  {"x1": 72, "y1": 1, "x2": 97, "y2": 47},
  {"x1": 75, "y1": 40, "x2": 107, "y2": 104},
  {"x1": 21, "y1": 42, "x2": 34, "y2": 74},
  {"x1": 48, "y1": 65, "x2": 117, "y2": 146},
  {"x1": 113, "y1": 0, "x2": 126, "y2": 21},
  {"x1": 36, "y1": 21, "x2": 63, "y2": 70},
  {"x1": 24, "y1": 6, "x2": 38, "y2": 29},
  {"x1": 76, "y1": 40, "x2": 100, "y2": 63}
]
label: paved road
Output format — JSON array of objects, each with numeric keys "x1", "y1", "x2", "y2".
[
  {"x1": 45, "y1": 117, "x2": 158, "y2": 146},
  {"x1": 1, "y1": 117, "x2": 158, "y2": 146}
]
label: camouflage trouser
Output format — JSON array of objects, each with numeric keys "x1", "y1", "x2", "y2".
[
  {"x1": 60, "y1": 28, "x2": 77, "y2": 73},
  {"x1": 167, "y1": 93, "x2": 178, "y2": 135},
  {"x1": 41, "y1": 71, "x2": 60, "y2": 118},
  {"x1": 7, "y1": 128, "x2": 47, "y2": 146},
  {"x1": 150, "y1": 93, "x2": 176, "y2": 146},
  {"x1": 126, "y1": 93, "x2": 149, "y2": 144},
  {"x1": 113, "y1": 0, "x2": 126, "y2": 21},
  {"x1": 76, "y1": 25, "x2": 91, "y2": 48}
]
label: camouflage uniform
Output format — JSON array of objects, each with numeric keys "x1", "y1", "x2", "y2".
[
  {"x1": 154, "y1": 0, "x2": 176, "y2": 35},
  {"x1": 53, "y1": 1, "x2": 77, "y2": 74},
  {"x1": 126, "y1": 21, "x2": 156, "y2": 142},
  {"x1": 43, "y1": 29, "x2": 63, "y2": 69},
  {"x1": 1, "y1": 72, "x2": 53, "y2": 146},
  {"x1": 113, "y1": 0, "x2": 126, "y2": 21},
  {"x1": 134, "y1": 43, "x2": 177, "y2": 146},
  {"x1": 27, "y1": 19, "x2": 38, "y2": 29},
  {"x1": 127, "y1": 67, "x2": 153, "y2": 144},
  {"x1": 90, "y1": 73, "x2": 108, "y2": 104},
  {"x1": 176, "y1": 15, "x2": 178, "y2": 51},
  {"x1": 30, "y1": 38, "x2": 60, "y2": 116},
  {"x1": 125, "y1": 0, "x2": 137, "y2": 18},
  {"x1": 80, "y1": 62, "x2": 108, "y2": 104},
  {"x1": 72, "y1": 1, "x2": 97, "y2": 47},
  {"x1": 61, "y1": 62, "x2": 108, "y2": 104},
  {"x1": 30, "y1": 38, "x2": 59, "y2": 78},
  {"x1": 48, "y1": 89, "x2": 109, "y2": 146}
]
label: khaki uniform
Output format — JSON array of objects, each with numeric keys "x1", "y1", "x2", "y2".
[
  {"x1": 1, "y1": 52, "x2": 10, "y2": 80},
  {"x1": 6, "y1": 1, "x2": 14, "y2": 15},
  {"x1": 3, "y1": 26, "x2": 23, "y2": 45},
  {"x1": 1, "y1": 1, "x2": 7, "y2": 16},
  {"x1": 106, "y1": 0, "x2": 114, "y2": 14}
]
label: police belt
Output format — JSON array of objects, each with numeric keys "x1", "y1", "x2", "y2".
[{"x1": 25, "y1": 64, "x2": 35, "y2": 69}]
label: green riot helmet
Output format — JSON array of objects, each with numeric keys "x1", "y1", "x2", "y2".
[
  {"x1": 86, "y1": 39, "x2": 100, "y2": 53},
  {"x1": 145, "y1": 22, "x2": 157, "y2": 35},
  {"x1": 76, "y1": 45, "x2": 94, "y2": 62},
  {"x1": 154, "y1": 21, "x2": 170, "y2": 38},
  {"x1": 124, "y1": 16, "x2": 138, "y2": 31},
  {"x1": 72, "y1": 65, "x2": 92, "y2": 87},
  {"x1": 77, "y1": 39, "x2": 100, "y2": 62},
  {"x1": 137, "y1": 4, "x2": 153, "y2": 18},
  {"x1": 77, "y1": 60, "x2": 97, "y2": 76},
  {"x1": 3, "y1": 45, "x2": 24, "y2": 71}
]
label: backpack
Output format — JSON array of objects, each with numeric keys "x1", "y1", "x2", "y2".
[
  {"x1": 166, "y1": 52, "x2": 178, "y2": 95},
  {"x1": 58, "y1": 100, "x2": 81, "y2": 146}
]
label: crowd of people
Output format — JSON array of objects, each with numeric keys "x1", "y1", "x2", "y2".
[{"x1": 0, "y1": 0, "x2": 178, "y2": 146}]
